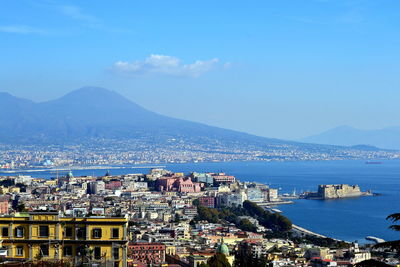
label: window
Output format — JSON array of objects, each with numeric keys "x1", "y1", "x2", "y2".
[
  {"x1": 113, "y1": 247, "x2": 119, "y2": 259},
  {"x1": 77, "y1": 227, "x2": 86, "y2": 238},
  {"x1": 63, "y1": 246, "x2": 72, "y2": 257},
  {"x1": 2, "y1": 246, "x2": 9, "y2": 256},
  {"x1": 111, "y1": 228, "x2": 119, "y2": 238},
  {"x1": 2, "y1": 227, "x2": 9, "y2": 237},
  {"x1": 65, "y1": 227, "x2": 73, "y2": 237},
  {"x1": 92, "y1": 228, "x2": 102, "y2": 239},
  {"x1": 40, "y1": 245, "x2": 49, "y2": 257},
  {"x1": 39, "y1": 226, "x2": 49, "y2": 237},
  {"x1": 15, "y1": 227, "x2": 24, "y2": 238},
  {"x1": 77, "y1": 246, "x2": 86, "y2": 256},
  {"x1": 16, "y1": 246, "x2": 23, "y2": 256},
  {"x1": 94, "y1": 247, "x2": 101, "y2": 260}
]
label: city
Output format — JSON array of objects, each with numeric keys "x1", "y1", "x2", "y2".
[
  {"x1": 2, "y1": 0, "x2": 400, "y2": 266},
  {"x1": 0, "y1": 141, "x2": 399, "y2": 169},
  {"x1": 0, "y1": 168, "x2": 395, "y2": 266}
]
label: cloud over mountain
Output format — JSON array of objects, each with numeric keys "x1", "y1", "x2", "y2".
[{"x1": 113, "y1": 54, "x2": 219, "y2": 77}]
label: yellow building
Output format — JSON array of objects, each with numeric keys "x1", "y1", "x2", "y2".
[{"x1": 0, "y1": 211, "x2": 128, "y2": 266}]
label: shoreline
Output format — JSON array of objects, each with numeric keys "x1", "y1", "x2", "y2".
[
  {"x1": 0, "y1": 165, "x2": 167, "y2": 174},
  {"x1": 291, "y1": 224, "x2": 350, "y2": 243},
  {"x1": 1, "y1": 158, "x2": 400, "y2": 174}
]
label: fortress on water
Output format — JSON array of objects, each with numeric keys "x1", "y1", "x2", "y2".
[{"x1": 304, "y1": 184, "x2": 372, "y2": 199}]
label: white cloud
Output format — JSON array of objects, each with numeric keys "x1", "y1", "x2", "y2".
[
  {"x1": 113, "y1": 55, "x2": 219, "y2": 77},
  {"x1": 0, "y1": 25, "x2": 46, "y2": 35}
]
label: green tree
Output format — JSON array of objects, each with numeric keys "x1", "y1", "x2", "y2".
[
  {"x1": 354, "y1": 259, "x2": 392, "y2": 267},
  {"x1": 193, "y1": 199, "x2": 200, "y2": 206},
  {"x1": 16, "y1": 203, "x2": 28, "y2": 212},
  {"x1": 207, "y1": 253, "x2": 231, "y2": 267},
  {"x1": 174, "y1": 213, "x2": 181, "y2": 223},
  {"x1": 238, "y1": 219, "x2": 257, "y2": 232}
]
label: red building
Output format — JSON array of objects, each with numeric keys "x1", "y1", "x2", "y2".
[
  {"x1": 0, "y1": 196, "x2": 9, "y2": 215},
  {"x1": 199, "y1": 196, "x2": 215, "y2": 208},
  {"x1": 128, "y1": 242, "x2": 166, "y2": 266},
  {"x1": 105, "y1": 180, "x2": 122, "y2": 190},
  {"x1": 157, "y1": 177, "x2": 201, "y2": 193}
]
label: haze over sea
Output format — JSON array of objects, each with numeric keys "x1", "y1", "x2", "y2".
[{"x1": 2, "y1": 160, "x2": 399, "y2": 243}]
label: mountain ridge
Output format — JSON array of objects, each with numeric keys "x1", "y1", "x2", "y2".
[
  {"x1": 0, "y1": 87, "x2": 288, "y2": 146},
  {"x1": 302, "y1": 125, "x2": 400, "y2": 150},
  {"x1": 0, "y1": 87, "x2": 396, "y2": 159}
]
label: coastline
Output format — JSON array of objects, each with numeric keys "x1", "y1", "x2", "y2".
[
  {"x1": 0, "y1": 160, "x2": 397, "y2": 242},
  {"x1": 291, "y1": 224, "x2": 350, "y2": 243}
]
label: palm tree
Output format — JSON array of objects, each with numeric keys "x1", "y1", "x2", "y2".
[{"x1": 374, "y1": 213, "x2": 400, "y2": 250}]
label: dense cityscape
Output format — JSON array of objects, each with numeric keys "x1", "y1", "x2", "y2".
[
  {"x1": 0, "y1": 168, "x2": 396, "y2": 266},
  {"x1": 2, "y1": 1, "x2": 400, "y2": 266},
  {"x1": 0, "y1": 140, "x2": 399, "y2": 169}
]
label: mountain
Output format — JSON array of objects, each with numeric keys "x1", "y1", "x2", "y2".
[
  {"x1": 0, "y1": 87, "x2": 396, "y2": 161},
  {"x1": 302, "y1": 125, "x2": 400, "y2": 150},
  {"x1": 0, "y1": 87, "x2": 287, "y2": 146}
]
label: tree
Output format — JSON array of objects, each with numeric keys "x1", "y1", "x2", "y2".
[
  {"x1": 354, "y1": 259, "x2": 391, "y2": 267},
  {"x1": 174, "y1": 213, "x2": 181, "y2": 223},
  {"x1": 238, "y1": 219, "x2": 257, "y2": 232},
  {"x1": 16, "y1": 203, "x2": 28, "y2": 212},
  {"x1": 207, "y1": 253, "x2": 231, "y2": 267},
  {"x1": 193, "y1": 199, "x2": 200, "y2": 206}
]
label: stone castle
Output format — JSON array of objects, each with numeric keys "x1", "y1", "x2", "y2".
[
  {"x1": 318, "y1": 184, "x2": 364, "y2": 199},
  {"x1": 304, "y1": 184, "x2": 371, "y2": 199}
]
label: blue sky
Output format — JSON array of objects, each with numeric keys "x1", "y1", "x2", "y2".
[{"x1": 1, "y1": 0, "x2": 400, "y2": 140}]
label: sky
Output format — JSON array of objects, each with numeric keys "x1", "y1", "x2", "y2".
[{"x1": 1, "y1": 0, "x2": 400, "y2": 140}]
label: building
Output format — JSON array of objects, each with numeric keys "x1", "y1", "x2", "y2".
[
  {"x1": 190, "y1": 172, "x2": 214, "y2": 187},
  {"x1": 0, "y1": 195, "x2": 9, "y2": 215},
  {"x1": 106, "y1": 180, "x2": 123, "y2": 190},
  {"x1": 199, "y1": 196, "x2": 215, "y2": 208},
  {"x1": 267, "y1": 188, "x2": 279, "y2": 202},
  {"x1": 127, "y1": 242, "x2": 166, "y2": 266},
  {"x1": 246, "y1": 187, "x2": 264, "y2": 202},
  {"x1": 188, "y1": 255, "x2": 208, "y2": 267},
  {"x1": 305, "y1": 184, "x2": 370, "y2": 199},
  {"x1": 211, "y1": 173, "x2": 235, "y2": 185},
  {"x1": 157, "y1": 177, "x2": 201, "y2": 193},
  {"x1": 0, "y1": 211, "x2": 128, "y2": 266},
  {"x1": 87, "y1": 180, "x2": 106, "y2": 194}
]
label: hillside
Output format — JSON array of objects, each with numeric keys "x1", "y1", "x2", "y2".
[{"x1": 0, "y1": 87, "x2": 396, "y2": 161}]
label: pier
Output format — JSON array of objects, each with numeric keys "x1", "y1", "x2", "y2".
[
  {"x1": 258, "y1": 200, "x2": 294, "y2": 206},
  {"x1": 292, "y1": 224, "x2": 328, "y2": 239},
  {"x1": 291, "y1": 224, "x2": 350, "y2": 243},
  {"x1": 366, "y1": 236, "x2": 385, "y2": 244}
]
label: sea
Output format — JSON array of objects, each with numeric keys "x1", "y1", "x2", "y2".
[{"x1": 1, "y1": 160, "x2": 399, "y2": 243}]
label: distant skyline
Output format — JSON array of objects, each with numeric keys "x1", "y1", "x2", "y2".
[{"x1": 1, "y1": 0, "x2": 400, "y2": 140}]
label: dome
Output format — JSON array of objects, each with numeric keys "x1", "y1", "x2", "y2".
[
  {"x1": 66, "y1": 170, "x2": 74, "y2": 179},
  {"x1": 216, "y1": 239, "x2": 229, "y2": 255}
]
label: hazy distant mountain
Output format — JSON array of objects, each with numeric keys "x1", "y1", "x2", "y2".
[
  {"x1": 0, "y1": 87, "x2": 395, "y2": 159},
  {"x1": 302, "y1": 125, "x2": 400, "y2": 150},
  {"x1": 0, "y1": 87, "x2": 288, "y2": 146}
]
